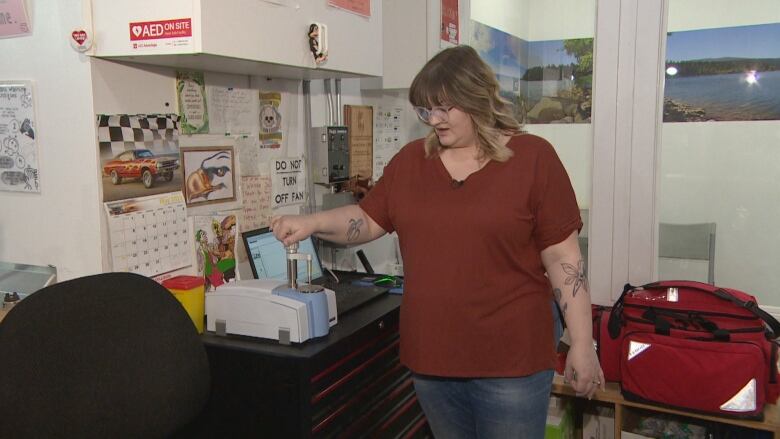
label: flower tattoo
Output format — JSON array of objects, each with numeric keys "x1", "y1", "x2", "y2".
[
  {"x1": 562, "y1": 260, "x2": 588, "y2": 297},
  {"x1": 346, "y1": 218, "x2": 363, "y2": 242}
]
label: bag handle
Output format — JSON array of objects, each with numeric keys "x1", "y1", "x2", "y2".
[
  {"x1": 607, "y1": 283, "x2": 634, "y2": 339},
  {"x1": 641, "y1": 307, "x2": 733, "y2": 341},
  {"x1": 711, "y1": 288, "x2": 780, "y2": 337},
  {"x1": 630, "y1": 281, "x2": 780, "y2": 338}
]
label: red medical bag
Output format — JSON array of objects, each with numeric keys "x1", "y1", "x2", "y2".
[{"x1": 603, "y1": 281, "x2": 780, "y2": 419}]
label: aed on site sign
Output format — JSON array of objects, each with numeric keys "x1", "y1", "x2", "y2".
[
  {"x1": 129, "y1": 18, "x2": 193, "y2": 51},
  {"x1": 129, "y1": 18, "x2": 192, "y2": 40}
]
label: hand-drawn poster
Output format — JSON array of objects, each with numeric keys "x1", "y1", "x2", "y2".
[
  {"x1": 97, "y1": 113, "x2": 181, "y2": 202},
  {"x1": 240, "y1": 174, "x2": 272, "y2": 232},
  {"x1": 177, "y1": 71, "x2": 209, "y2": 134},
  {"x1": 207, "y1": 86, "x2": 258, "y2": 135},
  {"x1": 193, "y1": 213, "x2": 239, "y2": 291},
  {"x1": 104, "y1": 191, "x2": 191, "y2": 277},
  {"x1": 272, "y1": 157, "x2": 306, "y2": 208},
  {"x1": 0, "y1": 81, "x2": 39, "y2": 192},
  {"x1": 181, "y1": 146, "x2": 237, "y2": 207},
  {"x1": 0, "y1": 0, "x2": 31, "y2": 38},
  {"x1": 259, "y1": 92, "x2": 283, "y2": 149}
]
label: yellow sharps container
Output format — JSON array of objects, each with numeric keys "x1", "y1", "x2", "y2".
[{"x1": 162, "y1": 275, "x2": 206, "y2": 334}]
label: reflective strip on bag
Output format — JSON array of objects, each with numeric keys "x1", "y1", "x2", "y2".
[
  {"x1": 627, "y1": 340, "x2": 650, "y2": 361},
  {"x1": 720, "y1": 378, "x2": 757, "y2": 413}
]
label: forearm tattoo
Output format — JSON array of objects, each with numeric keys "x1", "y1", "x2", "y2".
[
  {"x1": 561, "y1": 259, "x2": 589, "y2": 298},
  {"x1": 553, "y1": 287, "x2": 568, "y2": 317},
  {"x1": 346, "y1": 218, "x2": 364, "y2": 242}
]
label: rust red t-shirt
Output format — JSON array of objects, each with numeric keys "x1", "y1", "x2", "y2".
[{"x1": 359, "y1": 134, "x2": 582, "y2": 377}]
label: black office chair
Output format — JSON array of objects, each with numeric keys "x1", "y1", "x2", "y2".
[{"x1": 0, "y1": 272, "x2": 210, "y2": 439}]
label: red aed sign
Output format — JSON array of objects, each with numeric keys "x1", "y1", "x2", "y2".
[{"x1": 129, "y1": 18, "x2": 192, "y2": 41}]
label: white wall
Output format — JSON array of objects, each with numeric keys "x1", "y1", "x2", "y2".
[
  {"x1": 660, "y1": 122, "x2": 780, "y2": 304},
  {"x1": 668, "y1": 0, "x2": 780, "y2": 31},
  {"x1": 471, "y1": 0, "x2": 595, "y2": 41},
  {"x1": 0, "y1": 0, "x2": 103, "y2": 280},
  {"x1": 470, "y1": 0, "x2": 529, "y2": 39}
]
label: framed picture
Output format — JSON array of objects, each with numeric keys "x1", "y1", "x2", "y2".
[{"x1": 180, "y1": 146, "x2": 237, "y2": 207}]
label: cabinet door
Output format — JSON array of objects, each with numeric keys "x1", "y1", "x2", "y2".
[
  {"x1": 92, "y1": 0, "x2": 383, "y2": 78},
  {"x1": 374, "y1": 0, "x2": 470, "y2": 89}
]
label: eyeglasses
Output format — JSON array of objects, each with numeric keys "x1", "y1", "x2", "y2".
[{"x1": 413, "y1": 105, "x2": 454, "y2": 124}]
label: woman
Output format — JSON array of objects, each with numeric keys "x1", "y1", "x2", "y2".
[{"x1": 271, "y1": 45, "x2": 603, "y2": 438}]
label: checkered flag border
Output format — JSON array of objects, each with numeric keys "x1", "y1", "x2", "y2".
[{"x1": 97, "y1": 114, "x2": 180, "y2": 159}]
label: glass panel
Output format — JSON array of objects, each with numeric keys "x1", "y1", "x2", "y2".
[
  {"x1": 468, "y1": 0, "x2": 596, "y2": 268},
  {"x1": 659, "y1": 1, "x2": 780, "y2": 303}
]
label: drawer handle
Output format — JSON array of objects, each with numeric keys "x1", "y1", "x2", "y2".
[{"x1": 378, "y1": 320, "x2": 385, "y2": 330}]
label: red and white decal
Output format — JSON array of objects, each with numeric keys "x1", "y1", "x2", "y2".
[{"x1": 129, "y1": 18, "x2": 192, "y2": 41}]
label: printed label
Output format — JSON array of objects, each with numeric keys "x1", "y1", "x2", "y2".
[{"x1": 129, "y1": 18, "x2": 192, "y2": 41}]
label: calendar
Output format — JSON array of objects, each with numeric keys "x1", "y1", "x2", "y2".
[{"x1": 105, "y1": 192, "x2": 191, "y2": 277}]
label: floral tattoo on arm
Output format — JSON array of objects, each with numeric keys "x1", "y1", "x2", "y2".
[
  {"x1": 562, "y1": 260, "x2": 588, "y2": 298},
  {"x1": 554, "y1": 287, "x2": 568, "y2": 317},
  {"x1": 346, "y1": 218, "x2": 364, "y2": 242}
]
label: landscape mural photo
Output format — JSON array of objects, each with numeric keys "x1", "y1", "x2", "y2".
[
  {"x1": 470, "y1": 20, "x2": 593, "y2": 124},
  {"x1": 664, "y1": 22, "x2": 780, "y2": 122}
]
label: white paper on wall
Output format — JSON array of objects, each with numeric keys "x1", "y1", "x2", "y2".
[
  {"x1": 236, "y1": 136, "x2": 265, "y2": 176},
  {"x1": 373, "y1": 106, "x2": 403, "y2": 181},
  {"x1": 0, "y1": 80, "x2": 39, "y2": 192},
  {"x1": 272, "y1": 157, "x2": 306, "y2": 208},
  {"x1": 207, "y1": 86, "x2": 259, "y2": 135},
  {"x1": 240, "y1": 174, "x2": 272, "y2": 231}
]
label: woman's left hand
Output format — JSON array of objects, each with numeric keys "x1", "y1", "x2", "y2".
[{"x1": 564, "y1": 340, "x2": 605, "y2": 399}]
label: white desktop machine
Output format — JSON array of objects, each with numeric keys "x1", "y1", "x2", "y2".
[{"x1": 205, "y1": 242, "x2": 337, "y2": 344}]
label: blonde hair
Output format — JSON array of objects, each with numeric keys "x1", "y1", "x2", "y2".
[{"x1": 409, "y1": 45, "x2": 523, "y2": 162}]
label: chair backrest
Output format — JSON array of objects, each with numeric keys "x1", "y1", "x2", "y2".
[
  {"x1": 658, "y1": 222, "x2": 716, "y2": 284},
  {"x1": 0, "y1": 272, "x2": 210, "y2": 439}
]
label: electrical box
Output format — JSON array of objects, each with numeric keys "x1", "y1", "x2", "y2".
[{"x1": 310, "y1": 126, "x2": 349, "y2": 184}]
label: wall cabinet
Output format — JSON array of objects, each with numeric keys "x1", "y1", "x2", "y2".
[
  {"x1": 366, "y1": 0, "x2": 470, "y2": 89},
  {"x1": 90, "y1": 0, "x2": 382, "y2": 80},
  {"x1": 552, "y1": 376, "x2": 780, "y2": 438}
]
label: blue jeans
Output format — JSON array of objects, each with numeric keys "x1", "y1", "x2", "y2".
[{"x1": 412, "y1": 301, "x2": 563, "y2": 438}]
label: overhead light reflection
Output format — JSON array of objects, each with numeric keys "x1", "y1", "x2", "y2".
[{"x1": 745, "y1": 70, "x2": 758, "y2": 85}]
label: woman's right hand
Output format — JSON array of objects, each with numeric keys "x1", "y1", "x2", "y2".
[{"x1": 269, "y1": 215, "x2": 318, "y2": 247}]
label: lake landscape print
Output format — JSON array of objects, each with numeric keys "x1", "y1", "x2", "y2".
[
  {"x1": 664, "y1": 23, "x2": 780, "y2": 122},
  {"x1": 470, "y1": 20, "x2": 593, "y2": 124}
]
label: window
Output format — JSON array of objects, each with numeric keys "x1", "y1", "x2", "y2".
[{"x1": 658, "y1": 1, "x2": 780, "y2": 303}]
